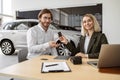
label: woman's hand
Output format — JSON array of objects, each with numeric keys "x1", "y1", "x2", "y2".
[
  {"x1": 75, "y1": 52, "x2": 88, "y2": 58},
  {"x1": 59, "y1": 35, "x2": 68, "y2": 44}
]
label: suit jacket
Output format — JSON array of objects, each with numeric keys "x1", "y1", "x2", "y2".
[{"x1": 66, "y1": 32, "x2": 108, "y2": 58}]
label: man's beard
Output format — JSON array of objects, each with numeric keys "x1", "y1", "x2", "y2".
[{"x1": 41, "y1": 22, "x2": 50, "y2": 31}]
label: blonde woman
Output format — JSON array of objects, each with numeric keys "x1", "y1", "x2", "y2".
[{"x1": 60, "y1": 14, "x2": 108, "y2": 58}]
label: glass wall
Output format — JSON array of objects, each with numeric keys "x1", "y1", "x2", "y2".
[
  {"x1": 3, "y1": 0, "x2": 12, "y2": 15},
  {"x1": 0, "y1": 0, "x2": 2, "y2": 13},
  {"x1": 0, "y1": 0, "x2": 13, "y2": 26}
]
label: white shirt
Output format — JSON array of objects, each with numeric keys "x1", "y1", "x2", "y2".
[
  {"x1": 84, "y1": 34, "x2": 90, "y2": 53},
  {"x1": 27, "y1": 23, "x2": 58, "y2": 59}
]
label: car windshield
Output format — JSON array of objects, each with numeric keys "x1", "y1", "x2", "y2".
[
  {"x1": 3, "y1": 21, "x2": 38, "y2": 30},
  {"x1": 50, "y1": 23, "x2": 78, "y2": 31},
  {"x1": 49, "y1": 24, "x2": 61, "y2": 30}
]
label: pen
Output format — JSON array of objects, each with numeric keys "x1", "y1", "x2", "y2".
[{"x1": 45, "y1": 64, "x2": 58, "y2": 67}]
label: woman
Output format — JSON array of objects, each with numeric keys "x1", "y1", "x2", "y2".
[{"x1": 60, "y1": 14, "x2": 108, "y2": 58}]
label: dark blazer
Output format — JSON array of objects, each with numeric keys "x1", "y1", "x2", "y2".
[{"x1": 66, "y1": 32, "x2": 108, "y2": 59}]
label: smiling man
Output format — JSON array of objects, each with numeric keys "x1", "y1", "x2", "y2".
[{"x1": 27, "y1": 9, "x2": 58, "y2": 59}]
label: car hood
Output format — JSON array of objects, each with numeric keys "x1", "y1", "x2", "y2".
[{"x1": 53, "y1": 30, "x2": 81, "y2": 37}]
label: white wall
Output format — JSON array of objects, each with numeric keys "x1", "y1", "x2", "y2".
[
  {"x1": 12, "y1": 0, "x2": 102, "y2": 11},
  {"x1": 102, "y1": 0, "x2": 120, "y2": 44},
  {"x1": 12, "y1": 0, "x2": 120, "y2": 44}
]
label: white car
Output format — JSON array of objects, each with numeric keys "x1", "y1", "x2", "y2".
[{"x1": 0, "y1": 19, "x2": 80, "y2": 55}]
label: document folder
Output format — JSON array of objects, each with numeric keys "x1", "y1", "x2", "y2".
[{"x1": 41, "y1": 62, "x2": 71, "y2": 73}]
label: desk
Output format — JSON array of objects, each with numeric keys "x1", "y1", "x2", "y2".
[{"x1": 0, "y1": 55, "x2": 120, "y2": 80}]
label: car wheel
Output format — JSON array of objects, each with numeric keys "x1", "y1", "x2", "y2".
[
  {"x1": 0, "y1": 40, "x2": 15, "y2": 55},
  {"x1": 57, "y1": 44, "x2": 71, "y2": 56}
]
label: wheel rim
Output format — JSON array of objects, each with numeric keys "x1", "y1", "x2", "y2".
[
  {"x1": 58, "y1": 44, "x2": 71, "y2": 56},
  {"x1": 1, "y1": 41, "x2": 12, "y2": 54}
]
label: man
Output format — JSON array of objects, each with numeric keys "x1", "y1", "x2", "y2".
[{"x1": 27, "y1": 9, "x2": 58, "y2": 59}]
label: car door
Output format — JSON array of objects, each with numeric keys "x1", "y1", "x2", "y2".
[
  {"x1": 3, "y1": 22, "x2": 28, "y2": 47},
  {"x1": 14, "y1": 22, "x2": 28, "y2": 46},
  {"x1": 14, "y1": 21, "x2": 38, "y2": 47}
]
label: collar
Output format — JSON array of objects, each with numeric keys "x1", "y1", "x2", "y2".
[{"x1": 38, "y1": 23, "x2": 49, "y2": 32}]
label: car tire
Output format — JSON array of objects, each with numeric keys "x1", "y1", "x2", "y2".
[
  {"x1": 56, "y1": 40, "x2": 75, "y2": 56},
  {"x1": 56, "y1": 44, "x2": 71, "y2": 56},
  {"x1": 0, "y1": 40, "x2": 15, "y2": 55}
]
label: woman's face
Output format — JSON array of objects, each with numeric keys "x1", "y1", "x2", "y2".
[{"x1": 82, "y1": 16, "x2": 94, "y2": 31}]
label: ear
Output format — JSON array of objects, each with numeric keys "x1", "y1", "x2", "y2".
[{"x1": 38, "y1": 18, "x2": 41, "y2": 22}]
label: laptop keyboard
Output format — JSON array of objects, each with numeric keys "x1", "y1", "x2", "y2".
[{"x1": 87, "y1": 61, "x2": 98, "y2": 68}]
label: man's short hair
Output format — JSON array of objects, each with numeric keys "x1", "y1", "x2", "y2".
[{"x1": 38, "y1": 9, "x2": 53, "y2": 20}]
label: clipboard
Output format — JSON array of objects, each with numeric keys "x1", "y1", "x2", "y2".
[{"x1": 41, "y1": 62, "x2": 71, "y2": 73}]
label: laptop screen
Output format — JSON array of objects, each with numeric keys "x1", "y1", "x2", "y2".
[{"x1": 87, "y1": 44, "x2": 120, "y2": 68}]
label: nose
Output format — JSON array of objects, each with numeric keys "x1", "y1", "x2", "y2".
[
  {"x1": 45, "y1": 18, "x2": 51, "y2": 22},
  {"x1": 86, "y1": 22, "x2": 89, "y2": 25}
]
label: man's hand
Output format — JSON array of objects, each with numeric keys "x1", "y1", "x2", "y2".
[{"x1": 49, "y1": 41, "x2": 59, "y2": 48}]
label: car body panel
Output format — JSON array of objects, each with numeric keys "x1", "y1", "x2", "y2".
[{"x1": 0, "y1": 19, "x2": 80, "y2": 55}]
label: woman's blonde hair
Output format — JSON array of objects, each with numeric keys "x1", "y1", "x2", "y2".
[{"x1": 81, "y1": 14, "x2": 101, "y2": 36}]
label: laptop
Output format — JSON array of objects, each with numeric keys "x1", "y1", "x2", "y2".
[
  {"x1": 87, "y1": 44, "x2": 120, "y2": 68},
  {"x1": 54, "y1": 56, "x2": 70, "y2": 60}
]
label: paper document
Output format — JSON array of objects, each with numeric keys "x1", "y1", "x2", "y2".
[{"x1": 41, "y1": 62, "x2": 71, "y2": 73}]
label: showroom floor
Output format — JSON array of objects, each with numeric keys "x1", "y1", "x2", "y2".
[{"x1": 0, "y1": 49, "x2": 21, "y2": 80}]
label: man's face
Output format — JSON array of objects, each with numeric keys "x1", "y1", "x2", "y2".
[{"x1": 39, "y1": 13, "x2": 52, "y2": 29}]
